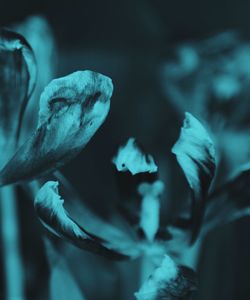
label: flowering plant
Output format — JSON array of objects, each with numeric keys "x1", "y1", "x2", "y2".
[{"x1": 0, "y1": 23, "x2": 249, "y2": 300}]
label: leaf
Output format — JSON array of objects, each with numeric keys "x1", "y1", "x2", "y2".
[
  {"x1": 135, "y1": 255, "x2": 197, "y2": 300},
  {"x1": 0, "y1": 70, "x2": 112, "y2": 186},
  {"x1": 172, "y1": 112, "x2": 216, "y2": 243},
  {"x1": 112, "y1": 138, "x2": 157, "y2": 175},
  {"x1": 202, "y1": 163, "x2": 250, "y2": 235},
  {"x1": 0, "y1": 29, "x2": 37, "y2": 159},
  {"x1": 34, "y1": 181, "x2": 129, "y2": 260},
  {"x1": 0, "y1": 28, "x2": 37, "y2": 100}
]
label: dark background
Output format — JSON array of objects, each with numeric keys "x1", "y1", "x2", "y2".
[
  {"x1": 2, "y1": 0, "x2": 250, "y2": 45},
  {"x1": 1, "y1": 1, "x2": 250, "y2": 299}
]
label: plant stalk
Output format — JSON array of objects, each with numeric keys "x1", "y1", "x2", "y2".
[{"x1": 0, "y1": 186, "x2": 24, "y2": 300}]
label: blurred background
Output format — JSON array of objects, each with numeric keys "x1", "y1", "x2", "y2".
[{"x1": 0, "y1": 1, "x2": 250, "y2": 299}]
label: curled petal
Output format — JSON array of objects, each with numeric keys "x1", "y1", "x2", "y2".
[
  {"x1": 12, "y1": 15, "x2": 57, "y2": 142},
  {"x1": 0, "y1": 70, "x2": 112, "y2": 186},
  {"x1": 172, "y1": 112, "x2": 216, "y2": 243},
  {"x1": 112, "y1": 137, "x2": 157, "y2": 175},
  {"x1": 112, "y1": 138, "x2": 158, "y2": 228},
  {"x1": 0, "y1": 28, "x2": 36, "y2": 98},
  {"x1": 135, "y1": 255, "x2": 197, "y2": 300},
  {"x1": 34, "y1": 181, "x2": 128, "y2": 260},
  {"x1": 52, "y1": 171, "x2": 141, "y2": 258},
  {"x1": 0, "y1": 29, "x2": 37, "y2": 164}
]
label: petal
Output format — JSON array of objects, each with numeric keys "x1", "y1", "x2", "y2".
[
  {"x1": 0, "y1": 29, "x2": 36, "y2": 163},
  {"x1": 112, "y1": 137, "x2": 158, "y2": 175},
  {"x1": 202, "y1": 163, "x2": 250, "y2": 235},
  {"x1": 112, "y1": 138, "x2": 158, "y2": 230},
  {"x1": 0, "y1": 70, "x2": 112, "y2": 186},
  {"x1": 34, "y1": 181, "x2": 129, "y2": 260},
  {"x1": 135, "y1": 255, "x2": 197, "y2": 300},
  {"x1": 52, "y1": 171, "x2": 140, "y2": 258},
  {"x1": 0, "y1": 28, "x2": 36, "y2": 99},
  {"x1": 12, "y1": 15, "x2": 56, "y2": 142},
  {"x1": 172, "y1": 112, "x2": 216, "y2": 243}
]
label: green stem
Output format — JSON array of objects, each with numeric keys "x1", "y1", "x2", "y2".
[{"x1": 0, "y1": 186, "x2": 24, "y2": 300}]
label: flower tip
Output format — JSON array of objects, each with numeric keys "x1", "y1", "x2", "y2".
[
  {"x1": 38, "y1": 70, "x2": 113, "y2": 126},
  {"x1": 112, "y1": 138, "x2": 158, "y2": 175},
  {"x1": 183, "y1": 112, "x2": 201, "y2": 131},
  {"x1": 35, "y1": 180, "x2": 61, "y2": 207}
]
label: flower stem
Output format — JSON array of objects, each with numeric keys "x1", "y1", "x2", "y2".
[{"x1": 0, "y1": 186, "x2": 24, "y2": 300}]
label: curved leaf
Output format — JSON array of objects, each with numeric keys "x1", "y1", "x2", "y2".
[
  {"x1": 0, "y1": 29, "x2": 37, "y2": 163},
  {"x1": 172, "y1": 112, "x2": 216, "y2": 243},
  {"x1": 0, "y1": 70, "x2": 112, "y2": 186},
  {"x1": 34, "y1": 181, "x2": 129, "y2": 260},
  {"x1": 135, "y1": 255, "x2": 197, "y2": 300}
]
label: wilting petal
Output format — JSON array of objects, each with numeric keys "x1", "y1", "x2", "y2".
[
  {"x1": 112, "y1": 138, "x2": 157, "y2": 175},
  {"x1": 0, "y1": 70, "x2": 112, "y2": 186},
  {"x1": 135, "y1": 255, "x2": 197, "y2": 300},
  {"x1": 0, "y1": 29, "x2": 36, "y2": 165},
  {"x1": 52, "y1": 171, "x2": 140, "y2": 258},
  {"x1": 202, "y1": 163, "x2": 250, "y2": 235},
  {"x1": 112, "y1": 138, "x2": 158, "y2": 230},
  {"x1": 34, "y1": 181, "x2": 129, "y2": 260},
  {"x1": 12, "y1": 15, "x2": 56, "y2": 142},
  {"x1": 172, "y1": 112, "x2": 216, "y2": 243}
]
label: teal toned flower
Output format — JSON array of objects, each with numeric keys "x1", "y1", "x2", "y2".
[
  {"x1": 1, "y1": 26, "x2": 250, "y2": 300},
  {"x1": 0, "y1": 28, "x2": 126, "y2": 261},
  {"x1": 36, "y1": 112, "x2": 217, "y2": 299}
]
